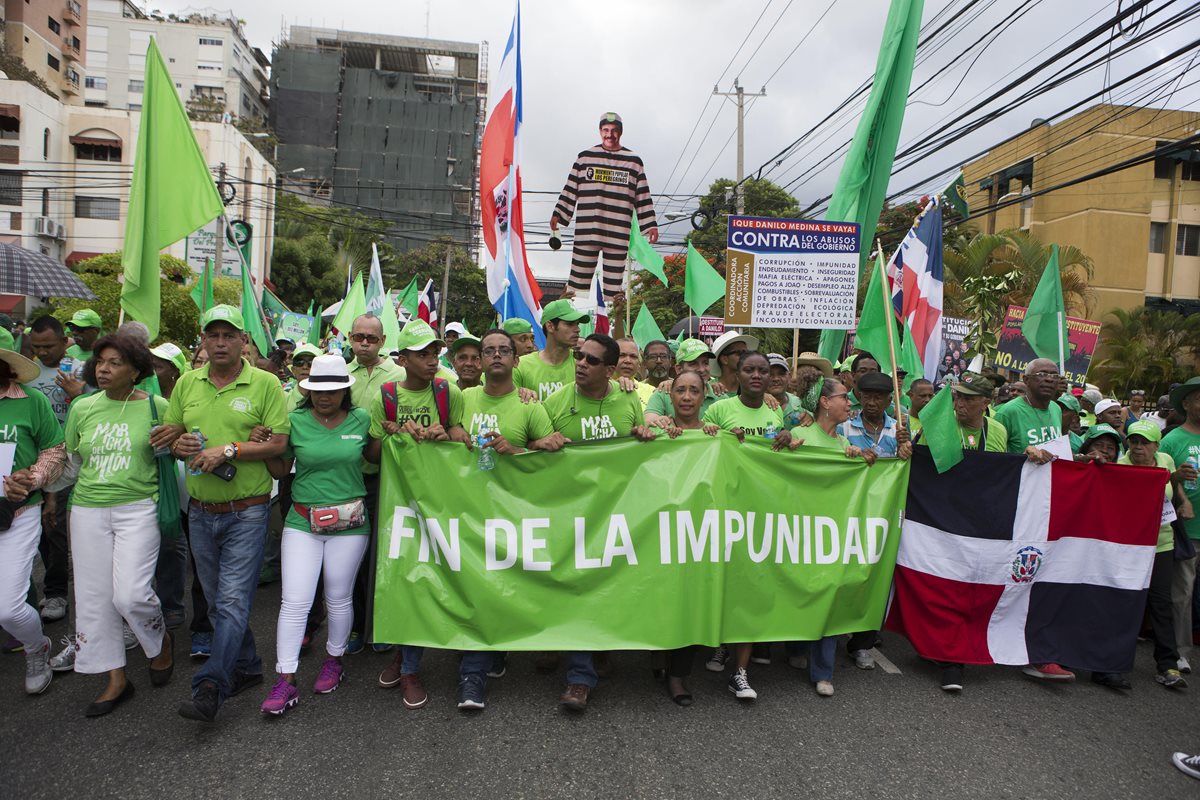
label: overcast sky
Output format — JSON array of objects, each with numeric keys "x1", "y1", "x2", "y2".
[{"x1": 155, "y1": 0, "x2": 1198, "y2": 279}]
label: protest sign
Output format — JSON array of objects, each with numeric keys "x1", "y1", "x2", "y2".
[
  {"x1": 995, "y1": 305, "x2": 1100, "y2": 385},
  {"x1": 374, "y1": 432, "x2": 909, "y2": 650},
  {"x1": 724, "y1": 216, "x2": 860, "y2": 329},
  {"x1": 185, "y1": 219, "x2": 252, "y2": 277},
  {"x1": 276, "y1": 311, "x2": 314, "y2": 343},
  {"x1": 934, "y1": 316, "x2": 970, "y2": 385},
  {"x1": 699, "y1": 316, "x2": 725, "y2": 345}
]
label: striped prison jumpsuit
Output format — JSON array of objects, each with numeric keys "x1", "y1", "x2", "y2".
[{"x1": 553, "y1": 144, "x2": 658, "y2": 298}]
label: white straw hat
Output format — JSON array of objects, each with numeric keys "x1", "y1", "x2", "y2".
[{"x1": 299, "y1": 354, "x2": 356, "y2": 391}]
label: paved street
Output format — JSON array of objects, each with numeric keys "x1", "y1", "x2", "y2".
[{"x1": 2, "y1": 576, "x2": 1198, "y2": 800}]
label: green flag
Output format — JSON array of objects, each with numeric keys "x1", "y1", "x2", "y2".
[
  {"x1": 304, "y1": 300, "x2": 319, "y2": 345},
  {"x1": 899, "y1": 320, "x2": 924, "y2": 391},
  {"x1": 332, "y1": 273, "x2": 367, "y2": 336},
  {"x1": 397, "y1": 276, "x2": 420, "y2": 319},
  {"x1": 189, "y1": 257, "x2": 215, "y2": 314},
  {"x1": 630, "y1": 304, "x2": 666, "y2": 351},
  {"x1": 629, "y1": 225, "x2": 668, "y2": 286},
  {"x1": 1021, "y1": 244, "x2": 1069, "y2": 369},
  {"x1": 121, "y1": 39, "x2": 226, "y2": 338},
  {"x1": 944, "y1": 169, "x2": 968, "y2": 219},
  {"x1": 852, "y1": 249, "x2": 897, "y2": 376},
  {"x1": 815, "y1": 0, "x2": 924, "y2": 363},
  {"x1": 916, "y1": 383, "x2": 962, "y2": 473},
  {"x1": 240, "y1": 265, "x2": 271, "y2": 356},
  {"x1": 683, "y1": 242, "x2": 725, "y2": 316}
]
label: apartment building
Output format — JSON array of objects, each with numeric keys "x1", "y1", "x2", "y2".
[{"x1": 3, "y1": 0, "x2": 87, "y2": 103}]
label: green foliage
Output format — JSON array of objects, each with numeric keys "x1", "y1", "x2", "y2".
[
  {"x1": 386, "y1": 238, "x2": 494, "y2": 336},
  {"x1": 45, "y1": 253, "x2": 238, "y2": 348},
  {"x1": 1093, "y1": 306, "x2": 1200, "y2": 397},
  {"x1": 687, "y1": 178, "x2": 803, "y2": 260},
  {"x1": 0, "y1": 41, "x2": 58, "y2": 100}
]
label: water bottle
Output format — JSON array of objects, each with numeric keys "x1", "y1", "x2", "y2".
[
  {"x1": 188, "y1": 427, "x2": 206, "y2": 476},
  {"x1": 476, "y1": 426, "x2": 496, "y2": 472},
  {"x1": 58, "y1": 357, "x2": 75, "y2": 376},
  {"x1": 764, "y1": 424, "x2": 779, "y2": 441},
  {"x1": 328, "y1": 338, "x2": 342, "y2": 355},
  {"x1": 1187, "y1": 456, "x2": 1199, "y2": 493}
]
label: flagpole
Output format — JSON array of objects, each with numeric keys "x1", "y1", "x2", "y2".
[
  {"x1": 792, "y1": 327, "x2": 800, "y2": 382},
  {"x1": 625, "y1": 257, "x2": 632, "y2": 336},
  {"x1": 1057, "y1": 310, "x2": 1066, "y2": 376},
  {"x1": 875, "y1": 239, "x2": 904, "y2": 429}
]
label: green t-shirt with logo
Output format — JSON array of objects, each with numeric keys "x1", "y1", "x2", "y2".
[
  {"x1": 992, "y1": 396, "x2": 1063, "y2": 454},
  {"x1": 65, "y1": 344, "x2": 92, "y2": 363},
  {"x1": 164, "y1": 358, "x2": 291, "y2": 503},
  {"x1": 1161, "y1": 426, "x2": 1200, "y2": 540},
  {"x1": 702, "y1": 397, "x2": 785, "y2": 438},
  {"x1": 283, "y1": 408, "x2": 371, "y2": 535},
  {"x1": 64, "y1": 393, "x2": 167, "y2": 507},
  {"x1": 514, "y1": 351, "x2": 575, "y2": 402},
  {"x1": 367, "y1": 381, "x2": 465, "y2": 439},
  {"x1": 462, "y1": 387, "x2": 553, "y2": 448},
  {"x1": 0, "y1": 389, "x2": 64, "y2": 508},
  {"x1": 791, "y1": 422, "x2": 850, "y2": 451},
  {"x1": 543, "y1": 382, "x2": 645, "y2": 441}
]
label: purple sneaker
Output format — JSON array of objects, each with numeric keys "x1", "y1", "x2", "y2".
[
  {"x1": 313, "y1": 658, "x2": 344, "y2": 694},
  {"x1": 260, "y1": 678, "x2": 299, "y2": 716}
]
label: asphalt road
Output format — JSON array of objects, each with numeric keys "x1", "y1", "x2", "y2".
[{"x1": 2, "y1": 577, "x2": 1198, "y2": 800}]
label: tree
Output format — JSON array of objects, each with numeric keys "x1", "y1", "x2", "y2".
[
  {"x1": 1093, "y1": 306, "x2": 1200, "y2": 397},
  {"x1": 386, "y1": 238, "x2": 494, "y2": 335}
]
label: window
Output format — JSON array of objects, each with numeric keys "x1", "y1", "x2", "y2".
[
  {"x1": 75, "y1": 195, "x2": 119, "y2": 220},
  {"x1": 70, "y1": 36, "x2": 80, "y2": 51},
  {"x1": 41, "y1": 188, "x2": 48, "y2": 216},
  {"x1": 47, "y1": 54, "x2": 60, "y2": 72},
  {"x1": 85, "y1": 76, "x2": 107, "y2": 89},
  {"x1": 198, "y1": 37, "x2": 223, "y2": 46},
  {"x1": 42, "y1": 128, "x2": 49, "y2": 159},
  {"x1": 47, "y1": 17, "x2": 61, "y2": 34},
  {"x1": 128, "y1": 79, "x2": 143, "y2": 93},
  {"x1": 127, "y1": 103, "x2": 141, "y2": 111},
  {"x1": 84, "y1": 101, "x2": 108, "y2": 108},
  {"x1": 1178, "y1": 224, "x2": 1200, "y2": 258},
  {"x1": 0, "y1": 171, "x2": 23, "y2": 207},
  {"x1": 197, "y1": 61, "x2": 221, "y2": 72},
  {"x1": 0, "y1": 116, "x2": 17, "y2": 141},
  {"x1": 1150, "y1": 222, "x2": 1168, "y2": 254},
  {"x1": 74, "y1": 142, "x2": 121, "y2": 162}
]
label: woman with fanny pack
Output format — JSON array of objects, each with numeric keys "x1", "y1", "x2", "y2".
[{"x1": 261, "y1": 355, "x2": 375, "y2": 716}]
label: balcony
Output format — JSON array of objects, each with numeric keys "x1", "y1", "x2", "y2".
[
  {"x1": 62, "y1": 72, "x2": 81, "y2": 96},
  {"x1": 63, "y1": 41, "x2": 81, "y2": 62},
  {"x1": 64, "y1": 0, "x2": 82, "y2": 25}
]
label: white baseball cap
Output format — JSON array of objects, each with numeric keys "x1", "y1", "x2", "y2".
[
  {"x1": 444, "y1": 322, "x2": 467, "y2": 336},
  {"x1": 1094, "y1": 398, "x2": 1121, "y2": 416}
]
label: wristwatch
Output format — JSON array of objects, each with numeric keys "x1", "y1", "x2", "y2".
[{"x1": 223, "y1": 443, "x2": 237, "y2": 461}]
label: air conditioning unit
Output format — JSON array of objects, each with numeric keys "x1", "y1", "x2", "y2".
[
  {"x1": 54, "y1": 223, "x2": 67, "y2": 240},
  {"x1": 34, "y1": 217, "x2": 56, "y2": 237}
]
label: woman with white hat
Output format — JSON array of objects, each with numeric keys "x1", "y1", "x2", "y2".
[
  {"x1": 0, "y1": 347, "x2": 66, "y2": 696},
  {"x1": 260, "y1": 354, "x2": 376, "y2": 717}
]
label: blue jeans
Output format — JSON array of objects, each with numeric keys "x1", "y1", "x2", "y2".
[
  {"x1": 786, "y1": 637, "x2": 837, "y2": 682},
  {"x1": 459, "y1": 651, "x2": 492, "y2": 679},
  {"x1": 565, "y1": 652, "x2": 597, "y2": 688},
  {"x1": 400, "y1": 645, "x2": 424, "y2": 674},
  {"x1": 188, "y1": 503, "x2": 270, "y2": 702}
]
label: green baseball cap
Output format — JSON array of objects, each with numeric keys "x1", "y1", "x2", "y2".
[
  {"x1": 68, "y1": 308, "x2": 103, "y2": 329},
  {"x1": 1126, "y1": 419, "x2": 1162, "y2": 442},
  {"x1": 501, "y1": 318, "x2": 533, "y2": 335},
  {"x1": 291, "y1": 343, "x2": 322, "y2": 361},
  {"x1": 395, "y1": 319, "x2": 444, "y2": 352},
  {"x1": 1055, "y1": 392, "x2": 1082, "y2": 414},
  {"x1": 676, "y1": 338, "x2": 715, "y2": 364},
  {"x1": 201, "y1": 304, "x2": 245, "y2": 331},
  {"x1": 1082, "y1": 423, "x2": 1123, "y2": 447},
  {"x1": 951, "y1": 371, "x2": 994, "y2": 397},
  {"x1": 149, "y1": 342, "x2": 188, "y2": 375},
  {"x1": 540, "y1": 299, "x2": 590, "y2": 326},
  {"x1": 449, "y1": 333, "x2": 481, "y2": 356}
]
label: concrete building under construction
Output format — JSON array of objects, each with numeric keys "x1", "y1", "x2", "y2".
[{"x1": 270, "y1": 26, "x2": 485, "y2": 255}]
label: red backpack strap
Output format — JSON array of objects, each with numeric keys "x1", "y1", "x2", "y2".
[
  {"x1": 432, "y1": 378, "x2": 450, "y2": 430},
  {"x1": 381, "y1": 382, "x2": 399, "y2": 423}
]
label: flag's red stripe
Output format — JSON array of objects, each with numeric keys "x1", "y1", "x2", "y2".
[
  {"x1": 1047, "y1": 461, "x2": 1166, "y2": 547},
  {"x1": 885, "y1": 565, "x2": 1003, "y2": 665}
]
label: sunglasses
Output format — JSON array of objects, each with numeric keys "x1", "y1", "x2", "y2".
[
  {"x1": 350, "y1": 333, "x2": 381, "y2": 344},
  {"x1": 574, "y1": 350, "x2": 605, "y2": 367}
]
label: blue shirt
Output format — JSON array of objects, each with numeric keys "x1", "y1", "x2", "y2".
[{"x1": 840, "y1": 412, "x2": 899, "y2": 457}]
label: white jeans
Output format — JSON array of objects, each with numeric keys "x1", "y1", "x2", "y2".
[
  {"x1": 0, "y1": 507, "x2": 47, "y2": 649},
  {"x1": 275, "y1": 527, "x2": 367, "y2": 674},
  {"x1": 70, "y1": 500, "x2": 165, "y2": 673}
]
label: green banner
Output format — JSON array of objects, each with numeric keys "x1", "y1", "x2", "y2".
[{"x1": 374, "y1": 432, "x2": 910, "y2": 650}]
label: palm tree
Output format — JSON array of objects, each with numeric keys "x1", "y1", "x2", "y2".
[{"x1": 1093, "y1": 306, "x2": 1200, "y2": 397}]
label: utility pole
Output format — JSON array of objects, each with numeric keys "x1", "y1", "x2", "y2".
[
  {"x1": 214, "y1": 162, "x2": 227, "y2": 271},
  {"x1": 438, "y1": 243, "x2": 452, "y2": 335},
  {"x1": 712, "y1": 79, "x2": 766, "y2": 214}
]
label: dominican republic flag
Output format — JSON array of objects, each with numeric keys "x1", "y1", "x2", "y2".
[
  {"x1": 885, "y1": 197, "x2": 944, "y2": 382},
  {"x1": 481, "y1": 1, "x2": 545, "y2": 348},
  {"x1": 885, "y1": 447, "x2": 1167, "y2": 673},
  {"x1": 591, "y1": 270, "x2": 609, "y2": 335},
  {"x1": 417, "y1": 279, "x2": 439, "y2": 329}
]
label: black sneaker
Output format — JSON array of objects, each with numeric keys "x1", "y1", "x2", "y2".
[
  {"x1": 178, "y1": 681, "x2": 219, "y2": 722},
  {"x1": 230, "y1": 670, "x2": 264, "y2": 696},
  {"x1": 486, "y1": 652, "x2": 507, "y2": 679},
  {"x1": 456, "y1": 675, "x2": 486, "y2": 711},
  {"x1": 940, "y1": 664, "x2": 964, "y2": 692},
  {"x1": 1090, "y1": 672, "x2": 1131, "y2": 691}
]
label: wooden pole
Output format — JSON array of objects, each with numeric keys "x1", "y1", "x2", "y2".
[
  {"x1": 792, "y1": 327, "x2": 800, "y2": 382},
  {"x1": 875, "y1": 239, "x2": 904, "y2": 428},
  {"x1": 625, "y1": 257, "x2": 632, "y2": 335}
]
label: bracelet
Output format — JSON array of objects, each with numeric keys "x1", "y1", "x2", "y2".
[{"x1": 232, "y1": 442, "x2": 241, "y2": 460}]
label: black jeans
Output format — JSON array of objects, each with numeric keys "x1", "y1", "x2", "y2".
[
  {"x1": 352, "y1": 473, "x2": 382, "y2": 639},
  {"x1": 847, "y1": 630, "x2": 877, "y2": 653},
  {"x1": 668, "y1": 646, "x2": 695, "y2": 678},
  {"x1": 1148, "y1": 550, "x2": 1179, "y2": 672},
  {"x1": 38, "y1": 486, "x2": 71, "y2": 599}
]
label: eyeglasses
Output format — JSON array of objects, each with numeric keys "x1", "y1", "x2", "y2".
[
  {"x1": 1028, "y1": 371, "x2": 1059, "y2": 379},
  {"x1": 574, "y1": 350, "x2": 605, "y2": 366},
  {"x1": 724, "y1": 348, "x2": 747, "y2": 358},
  {"x1": 350, "y1": 333, "x2": 381, "y2": 344},
  {"x1": 481, "y1": 346, "x2": 513, "y2": 357},
  {"x1": 646, "y1": 353, "x2": 671, "y2": 361},
  {"x1": 828, "y1": 392, "x2": 850, "y2": 399}
]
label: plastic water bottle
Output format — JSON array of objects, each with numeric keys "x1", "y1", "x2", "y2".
[
  {"x1": 328, "y1": 338, "x2": 342, "y2": 355},
  {"x1": 1187, "y1": 456, "x2": 1199, "y2": 493},
  {"x1": 476, "y1": 426, "x2": 496, "y2": 471},
  {"x1": 58, "y1": 357, "x2": 75, "y2": 376},
  {"x1": 764, "y1": 424, "x2": 779, "y2": 441},
  {"x1": 188, "y1": 427, "x2": 206, "y2": 476}
]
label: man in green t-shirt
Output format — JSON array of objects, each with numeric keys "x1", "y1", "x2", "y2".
[
  {"x1": 502, "y1": 318, "x2": 537, "y2": 357},
  {"x1": 165, "y1": 305, "x2": 290, "y2": 723},
  {"x1": 1159, "y1": 376, "x2": 1200, "y2": 673},
  {"x1": 463, "y1": 330, "x2": 559, "y2": 451},
  {"x1": 907, "y1": 379, "x2": 934, "y2": 434},
  {"x1": 65, "y1": 308, "x2": 103, "y2": 363},
  {"x1": 992, "y1": 358, "x2": 1062, "y2": 461},
  {"x1": 451, "y1": 334, "x2": 483, "y2": 391},
  {"x1": 951, "y1": 372, "x2": 1008, "y2": 452},
  {"x1": 616, "y1": 337, "x2": 655, "y2": 408},
  {"x1": 544, "y1": 334, "x2": 646, "y2": 443},
  {"x1": 515, "y1": 299, "x2": 589, "y2": 402}
]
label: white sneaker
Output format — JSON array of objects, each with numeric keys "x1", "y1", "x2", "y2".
[
  {"x1": 1173, "y1": 752, "x2": 1200, "y2": 780},
  {"x1": 24, "y1": 636, "x2": 52, "y2": 695},
  {"x1": 123, "y1": 623, "x2": 137, "y2": 651},
  {"x1": 705, "y1": 645, "x2": 729, "y2": 673},
  {"x1": 39, "y1": 596, "x2": 68, "y2": 622},
  {"x1": 1178, "y1": 656, "x2": 1192, "y2": 674},
  {"x1": 49, "y1": 636, "x2": 77, "y2": 672},
  {"x1": 815, "y1": 680, "x2": 834, "y2": 697},
  {"x1": 787, "y1": 655, "x2": 809, "y2": 670},
  {"x1": 727, "y1": 667, "x2": 757, "y2": 700},
  {"x1": 852, "y1": 649, "x2": 876, "y2": 670}
]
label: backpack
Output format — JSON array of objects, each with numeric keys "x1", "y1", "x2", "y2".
[{"x1": 380, "y1": 378, "x2": 450, "y2": 429}]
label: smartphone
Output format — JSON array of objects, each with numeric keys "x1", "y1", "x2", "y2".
[{"x1": 211, "y1": 462, "x2": 238, "y2": 482}]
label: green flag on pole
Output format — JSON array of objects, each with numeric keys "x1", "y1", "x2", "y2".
[
  {"x1": 1021, "y1": 243, "x2": 1069, "y2": 371},
  {"x1": 397, "y1": 276, "x2": 420, "y2": 320},
  {"x1": 240, "y1": 265, "x2": 271, "y2": 356},
  {"x1": 332, "y1": 273, "x2": 367, "y2": 336},
  {"x1": 629, "y1": 225, "x2": 668, "y2": 286},
  {"x1": 944, "y1": 169, "x2": 969, "y2": 219},
  {"x1": 899, "y1": 320, "x2": 925, "y2": 391},
  {"x1": 304, "y1": 300, "x2": 319, "y2": 345},
  {"x1": 852, "y1": 249, "x2": 897, "y2": 376},
  {"x1": 631, "y1": 304, "x2": 666, "y2": 351},
  {"x1": 683, "y1": 242, "x2": 725, "y2": 316},
  {"x1": 916, "y1": 383, "x2": 962, "y2": 473},
  {"x1": 121, "y1": 38, "x2": 226, "y2": 338},
  {"x1": 815, "y1": 0, "x2": 924, "y2": 364},
  {"x1": 190, "y1": 257, "x2": 215, "y2": 314}
]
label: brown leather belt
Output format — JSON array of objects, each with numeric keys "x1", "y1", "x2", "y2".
[{"x1": 189, "y1": 494, "x2": 271, "y2": 514}]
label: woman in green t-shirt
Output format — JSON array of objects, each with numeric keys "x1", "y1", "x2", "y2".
[
  {"x1": 261, "y1": 355, "x2": 374, "y2": 717},
  {"x1": 65, "y1": 334, "x2": 175, "y2": 717}
]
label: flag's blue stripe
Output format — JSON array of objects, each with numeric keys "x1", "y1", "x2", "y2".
[
  {"x1": 906, "y1": 447, "x2": 1024, "y2": 540},
  {"x1": 1025, "y1": 582, "x2": 1144, "y2": 673}
]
